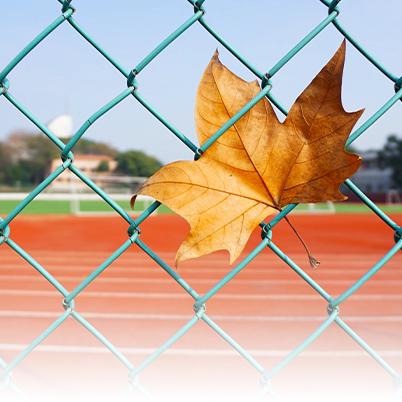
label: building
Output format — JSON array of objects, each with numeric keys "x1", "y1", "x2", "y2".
[
  {"x1": 49, "y1": 154, "x2": 118, "y2": 191},
  {"x1": 344, "y1": 151, "x2": 393, "y2": 202}
]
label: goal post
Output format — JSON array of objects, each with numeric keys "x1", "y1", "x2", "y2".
[
  {"x1": 68, "y1": 192, "x2": 155, "y2": 216},
  {"x1": 386, "y1": 189, "x2": 402, "y2": 206},
  {"x1": 0, "y1": 191, "x2": 156, "y2": 217},
  {"x1": 292, "y1": 201, "x2": 336, "y2": 214},
  {"x1": 0, "y1": 174, "x2": 157, "y2": 217},
  {"x1": 67, "y1": 174, "x2": 155, "y2": 216}
]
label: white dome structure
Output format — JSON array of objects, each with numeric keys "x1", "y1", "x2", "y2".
[{"x1": 47, "y1": 114, "x2": 73, "y2": 138}]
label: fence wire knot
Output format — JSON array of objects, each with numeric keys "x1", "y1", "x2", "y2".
[
  {"x1": 193, "y1": 0, "x2": 206, "y2": 15},
  {"x1": 0, "y1": 78, "x2": 10, "y2": 94},
  {"x1": 127, "y1": 69, "x2": 138, "y2": 89},
  {"x1": 0, "y1": 233, "x2": 6, "y2": 246},
  {"x1": 260, "y1": 223, "x2": 273, "y2": 241},
  {"x1": 392, "y1": 377, "x2": 402, "y2": 391},
  {"x1": 394, "y1": 227, "x2": 402, "y2": 245},
  {"x1": 61, "y1": 0, "x2": 75, "y2": 13},
  {"x1": 0, "y1": 367, "x2": 13, "y2": 384},
  {"x1": 260, "y1": 371, "x2": 271, "y2": 388},
  {"x1": 193, "y1": 303, "x2": 206, "y2": 319},
  {"x1": 62, "y1": 298, "x2": 74, "y2": 313},
  {"x1": 261, "y1": 73, "x2": 272, "y2": 90},
  {"x1": 127, "y1": 371, "x2": 139, "y2": 387},
  {"x1": 327, "y1": 303, "x2": 340, "y2": 315},
  {"x1": 194, "y1": 147, "x2": 204, "y2": 161},
  {"x1": 0, "y1": 219, "x2": 10, "y2": 246},
  {"x1": 328, "y1": 0, "x2": 341, "y2": 15},
  {"x1": 127, "y1": 223, "x2": 141, "y2": 239}
]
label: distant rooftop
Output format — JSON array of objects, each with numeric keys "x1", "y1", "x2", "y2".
[
  {"x1": 359, "y1": 151, "x2": 378, "y2": 161},
  {"x1": 73, "y1": 154, "x2": 115, "y2": 161}
]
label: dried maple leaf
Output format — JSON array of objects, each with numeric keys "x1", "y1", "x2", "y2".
[{"x1": 132, "y1": 41, "x2": 363, "y2": 266}]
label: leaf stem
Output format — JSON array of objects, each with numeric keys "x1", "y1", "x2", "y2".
[{"x1": 283, "y1": 215, "x2": 320, "y2": 269}]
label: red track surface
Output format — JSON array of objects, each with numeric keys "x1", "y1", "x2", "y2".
[{"x1": 1, "y1": 213, "x2": 402, "y2": 402}]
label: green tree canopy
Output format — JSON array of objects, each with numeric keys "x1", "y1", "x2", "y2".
[
  {"x1": 378, "y1": 134, "x2": 402, "y2": 188},
  {"x1": 1, "y1": 131, "x2": 59, "y2": 186},
  {"x1": 116, "y1": 151, "x2": 162, "y2": 177},
  {"x1": 0, "y1": 142, "x2": 13, "y2": 185},
  {"x1": 96, "y1": 160, "x2": 110, "y2": 172},
  {"x1": 0, "y1": 130, "x2": 162, "y2": 187}
]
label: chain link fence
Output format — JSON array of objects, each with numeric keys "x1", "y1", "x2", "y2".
[{"x1": 0, "y1": 0, "x2": 402, "y2": 400}]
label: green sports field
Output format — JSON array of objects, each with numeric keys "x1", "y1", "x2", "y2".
[
  {"x1": 0, "y1": 199, "x2": 173, "y2": 215},
  {"x1": 1, "y1": 199, "x2": 402, "y2": 215}
]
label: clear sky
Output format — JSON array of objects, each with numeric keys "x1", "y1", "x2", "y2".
[{"x1": 1, "y1": 0, "x2": 402, "y2": 164}]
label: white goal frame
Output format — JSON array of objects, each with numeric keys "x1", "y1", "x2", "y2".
[
  {"x1": 386, "y1": 189, "x2": 402, "y2": 206},
  {"x1": 67, "y1": 175, "x2": 155, "y2": 216}
]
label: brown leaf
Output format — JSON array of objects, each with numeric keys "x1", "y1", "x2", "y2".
[{"x1": 134, "y1": 41, "x2": 363, "y2": 266}]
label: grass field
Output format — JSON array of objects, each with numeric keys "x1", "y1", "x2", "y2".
[
  {"x1": 1, "y1": 199, "x2": 402, "y2": 215},
  {"x1": 0, "y1": 199, "x2": 173, "y2": 215}
]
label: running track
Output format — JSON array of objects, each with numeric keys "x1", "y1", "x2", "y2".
[{"x1": 0, "y1": 213, "x2": 401, "y2": 402}]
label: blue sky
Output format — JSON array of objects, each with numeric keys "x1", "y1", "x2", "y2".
[{"x1": 1, "y1": 0, "x2": 402, "y2": 164}]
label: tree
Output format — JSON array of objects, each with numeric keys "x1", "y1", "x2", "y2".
[
  {"x1": 27, "y1": 134, "x2": 60, "y2": 184},
  {"x1": 1, "y1": 129, "x2": 162, "y2": 186},
  {"x1": 0, "y1": 142, "x2": 13, "y2": 185},
  {"x1": 3, "y1": 131, "x2": 60, "y2": 186},
  {"x1": 2, "y1": 131, "x2": 120, "y2": 186},
  {"x1": 96, "y1": 160, "x2": 110, "y2": 172},
  {"x1": 115, "y1": 151, "x2": 162, "y2": 177},
  {"x1": 378, "y1": 134, "x2": 402, "y2": 188},
  {"x1": 7, "y1": 159, "x2": 36, "y2": 185}
]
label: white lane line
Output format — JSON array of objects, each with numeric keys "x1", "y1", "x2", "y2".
[
  {"x1": 0, "y1": 289, "x2": 401, "y2": 300},
  {"x1": 2, "y1": 258, "x2": 400, "y2": 269},
  {"x1": 1, "y1": 253, "x2": 400, "y2": 263},
  {"x1": 0, "y1": 343, "x2": 401, "y2": 357},
  {"x1": 1, "y1": 275, "x2": 402, "y2": 286},
  {"x1": 2, "y1": 264, "x2": 401, "y2": 277},
  {"x1": 0, "y1": 310, "x2": 402, "y2": 322},
  {"x1": 2, "y1": 251, "x2": 395, "y2": 259}
]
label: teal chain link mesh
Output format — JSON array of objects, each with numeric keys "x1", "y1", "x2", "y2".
[{"x1": 1, "y1": 0, "x2": 402, "y2": 399}]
